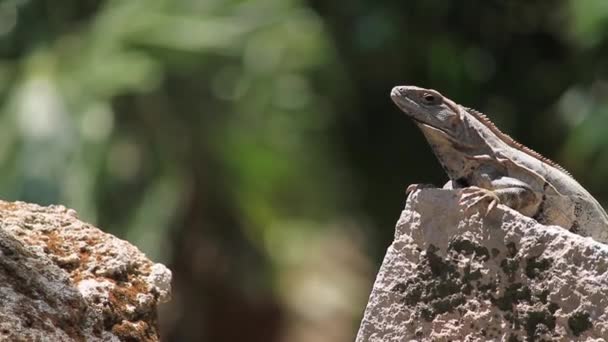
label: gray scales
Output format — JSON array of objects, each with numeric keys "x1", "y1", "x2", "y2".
[{"x1": 391, "y1": 85, "x2": 608, "y2": 243}]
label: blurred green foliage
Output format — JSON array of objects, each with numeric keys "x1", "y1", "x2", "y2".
[
  {"x1": 2, "y1": 0, "x2": 608, "y2": 341},
  {"x1": 0, "y1": 0, "x2": 345, "y2": 256}
]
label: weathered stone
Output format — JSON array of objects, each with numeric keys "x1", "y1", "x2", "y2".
[
  {"x1": 357, "y1": 189, "x2": 608, "y2": 341},
  {"x1": 0, "y1": 200, "x2": 171, "y2": 341}
]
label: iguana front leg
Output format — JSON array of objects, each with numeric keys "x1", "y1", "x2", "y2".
[{"x1": 459, "y1": 176, "x2": 542, "y2": 216}]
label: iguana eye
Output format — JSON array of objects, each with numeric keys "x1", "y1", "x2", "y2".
[{"x1": 422, "y1": 93, "x2": 441, "y2": 105}]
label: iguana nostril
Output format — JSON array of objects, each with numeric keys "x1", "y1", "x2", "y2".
[{"x1": 390, "y1": 86, "x2": 404, "y2": 98}]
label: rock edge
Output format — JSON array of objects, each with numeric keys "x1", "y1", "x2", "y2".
[
  {"x1": 357, "y1": 189, "x2": 608, "y2": 341},
  {"x1": 0, "y1": 200, "x2": 172, "y2": 341}
]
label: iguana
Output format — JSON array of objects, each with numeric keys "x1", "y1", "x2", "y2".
[{"x1": 391, "y1": 85, "x2": 608, "y2": 243}]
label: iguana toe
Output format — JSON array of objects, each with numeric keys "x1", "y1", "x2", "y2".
[
  {"x1": 459, "y1": 186, "x2": 500, "y2": 216},
  {"x1": 406, "y1": 183, "x2": 436, "y2": 196}
]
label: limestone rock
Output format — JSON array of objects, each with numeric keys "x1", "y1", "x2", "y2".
[
  {"x1": 357, "y1": 189, "x2": 608, "y2": 341},
  {"x1": 0, "y1": 200, "x2": 172, "y2": 341}
]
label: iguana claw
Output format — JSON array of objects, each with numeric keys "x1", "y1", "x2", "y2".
[
  {"x1": 406, "y1": 183, "x2": 436, "y2": 196},
  {"x1": 459, "y1": 186, "x2": 499, "y2": 216}
]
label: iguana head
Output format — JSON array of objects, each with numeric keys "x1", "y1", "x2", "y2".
[
  {"x1": 390, "y1": 85, "x2": 489, "y2": 179},
  {"x1": 390, "y1": 85, "x2": 465, "y2": 141}
]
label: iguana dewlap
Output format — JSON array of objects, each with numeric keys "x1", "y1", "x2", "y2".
[{"x1": 391, "y1": 85, "x2": 608, "y2": 244}]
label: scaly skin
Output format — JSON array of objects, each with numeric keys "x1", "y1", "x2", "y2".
[{"x1": 391, "y1": 85, "x2": 608, "y2": 243}]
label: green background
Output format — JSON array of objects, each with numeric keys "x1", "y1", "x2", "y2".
[{"x1": 2, "y1": 0, "x2": 608, "y2": 340}]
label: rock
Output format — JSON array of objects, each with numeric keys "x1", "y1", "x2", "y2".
[
  {"x1": 356, "y1": 189, "x2": 608, "y2": 341},
  {"x1": 0, "y1": 200, "x2": 171, "y2": 341}
]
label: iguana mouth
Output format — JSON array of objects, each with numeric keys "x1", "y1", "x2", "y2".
[
  {"x1": 391, "y1": 91, "x2": 420, "y2": 115},
  {"x1": 392, "y1": 91, "x2": 437, "y2": 126},
  {"x1": 391, "y1": 86, "x2": 473, "y2": 148},
  {"x1": 415, "y1": 120, "x2": 478, "y2": 151},
  {"x1": 415, "y1": 120, "x2": 453, "y2": 139}
]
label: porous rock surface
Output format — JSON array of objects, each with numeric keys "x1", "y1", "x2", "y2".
[
  {"x1": 357, "y1": 189, "x2": 608, "y2": 341},
  {"x1": 0, "y1": 200, "x2": 171, "y2": 341}
]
